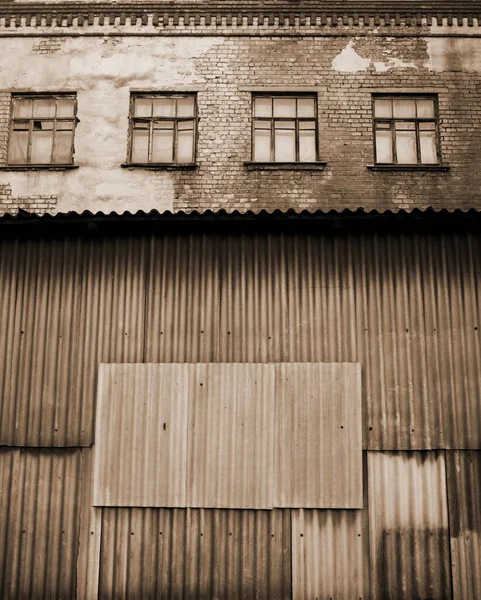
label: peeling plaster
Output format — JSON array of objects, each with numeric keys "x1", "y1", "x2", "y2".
[
  {"x1": 0, "y1": 36, "x2": 222, "y2": 213},
  {"x1": 332, "y1": 40, "x2": 419, "y2": 73}
]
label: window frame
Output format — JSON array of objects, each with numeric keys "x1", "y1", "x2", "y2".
[
  {"x1": 372, "y1": 93, "x2": 441, "y2": 166},
  {"x1": 7, "y1": 93, "x2": 78, "y2": 167},
  {"x1": 126, "y1": 92, "x2": 198, "y2": 167},
  {"x1": 251, "y1": 93, "x2": 320, "y2": 164}
]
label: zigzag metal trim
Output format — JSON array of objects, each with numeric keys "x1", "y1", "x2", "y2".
[{"x1": 0, "y1": 1, "x2": 480, "y2": 29}]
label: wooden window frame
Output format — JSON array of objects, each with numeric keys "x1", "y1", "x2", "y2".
[
  {"x1": 372, "y1": 94, "x2": 441, "y2": 166},
  {"x1": 7, "y1": 93, "x2": 77, "y2": 167},
  {"x1": 251, "y1": 93, "x2": 319, "y2": 163},
  {"x1": 127, "y1": 93, "x2": 198, "y2": 167}
]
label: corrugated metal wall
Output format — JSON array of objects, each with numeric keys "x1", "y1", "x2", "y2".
[
  {"x1": 1, "y1": 232, "x2": 481, "y2": 598},
  {"x1": 2, "y1": 233, "x2": 479, "y2": 450}
]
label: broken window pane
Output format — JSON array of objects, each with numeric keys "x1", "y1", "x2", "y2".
[
  {"x1": 134, "y1": 98, "x2": 152, "y2": 118},
  {"x1": 273, "y1": 98, "x2": 296, "y2": 118},
  {"x1": 375, "y1": 129, "x2": 393, "y2": 163},
  {"x1": 374, "y1": 99, "x2": 392, "y2": 118},
  {"x1": 254, "y1": 97, "x2": 272, "y2": 118},
  {"x1": 297, "y1": 98, "x2": 315, "y2": 118},
  {"x1": 392, "y1": 99, "x2": 416, "y2": 119},
  {"x1": 8, "y1": 128, "x2": 29, "y2": 164}
]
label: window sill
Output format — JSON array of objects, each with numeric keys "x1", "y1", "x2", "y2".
[
  {"x1": 244, "y1": 161, "x2": 327, "y2": 171},
  {"x1": 0, "y1": 164, "x2": 79, "y2": 171},
  {"x1": 121, "y1": 163, "x2": 198, "y2": 170},
  {"x1": 367, "y1": 164, "x2": 450, "y2": 172}
]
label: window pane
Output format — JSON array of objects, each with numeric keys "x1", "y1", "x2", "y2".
[
  {"x1": 299, "y1": 121, "x2": 316, "y2": 130},
  {"x1": 254, "y1": 97, "x2": 272, "y2": 118},
  {"x1": 31, "y1": 129, "x2": 54, "y2": 163},
  {"x1": 419, "y1": 122, "x2": 436, "y2": 131},
  {"x1": 13, "y1": 99, "x2": 33, "y2": 119},
  {"x1": 394, "y1": 121, "x2": 416, "y2": 131},
  {"x1": 395, "y1": 130, "x2": 417, "y2": 163},
  {"x1": 297, "y1": 98, "x2": 315, "y2": 118},
  {"x1": 374, "y1": 99, "x2": 392, "y2": 118},
  {"x1": 54, "y1": 130, "x2": 73, "y2": 164},
  {"x1": 299, "y1": 129, "x2": 316, "y2": 161},
  {"x1": 152, "y1": 129, "x2": 174, "y2": 162},
  {"x1": 274, "y1": 120, "x2": 295, "y2": 130},
  {"x1": 375, "y1": 129, "x2": 393, "y2": 163},
  {"x1": 177, "y1": 130, "x2": 194, "y2": 163},
  {"x1": 392, "y1": 99, "x2": 416, "y2": 118},
  {"x1": 420, "y1": 131, "x2": 437, "y2": 163},
  {"x1": 33, "y1": 99, "x2": 56, "y2": 119},
  {"x1": 57, "y1": 98, "x2": 75, "y2": 118},
  {"x1": 134, "y1": 98, "x2": 152, "y2": 118},
  {"x1": 177, "y1": 120, "x2": 194, "y2": 131},
  {"x1": 153, "y1": 98, "x2": 175, "y2": 117},
  {"x1": 254, "y1": 129, "x2": 271, "y2": 161},
  {"x1": 131, "y1": 128, "x2": 149, "y2": 162},
  {"x1": 177, "y1": 97, "x2": 195, "y2": 117},
  {"x1": 254, "y1": 120, "x2": 271, "y2": 130},
  {"x1": 273, "y1": 98, "x2": 296, "y2": 118},
  {"x1": 274, "y1": 128, "x2": 296, "y2": 161},
  {"x1": 8, "y1": 129, "x2": 29, "y2": 163},
  {"x1": 416, "y1": 99, "x2": 435, "y2": 118}
]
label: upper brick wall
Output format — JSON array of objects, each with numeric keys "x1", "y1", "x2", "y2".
[{"x1": 0, "y1": 21, "x2": 480, "y2": 215}]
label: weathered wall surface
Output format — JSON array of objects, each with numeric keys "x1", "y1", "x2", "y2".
[{"x1": 0, "y1": 25, "x2": 480, "y2": 215}]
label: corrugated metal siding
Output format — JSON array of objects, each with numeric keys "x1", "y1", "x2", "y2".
[
  {"x1": 93, "y1": 364, "x2": 190, "y2": 507},
  {"x1": 144, "y1": 233, "x2": 481, "y2": 449},
  {"x1": 275, "y1": 362, "x2": 362, "y2": 508},
  {"x1": 291, "y1": 508, "x2": 367, "y2": 600},
  {"x1": 446, "y1": 450, "x2": 481, "y2": 600},
  {"x1": 368, "y1": 451, "x2": 452, "y2": 600},
  {"x1": 0, "y1": 237, "x2": 147, "y2": 447},
  {"x1": 0, "y1": 448, "x2": 84, "y2": 600},
  {"x1": 2, "y1": 233, "x2": 480, "y2": 450},
  {"x1": 99, "y1": 508, "x2": 291, "y2": 600},
  {"x1": 187, "y1": 363, "x2": 275, "y2": 509}
]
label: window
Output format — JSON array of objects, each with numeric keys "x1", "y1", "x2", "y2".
[
  {"x1": 8, "y1": 94, "x2": 77, "y2": 166},
  {"x1": 128, "y1": 93, "x2": 197, "y2": 165},
  {"x1": 373, "y1": 95, "x2": 440, "y2": 165},
  {"x1": 252, "y1": 94, "x2": 318, "y2": 163}
]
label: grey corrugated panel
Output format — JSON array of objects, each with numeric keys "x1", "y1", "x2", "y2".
[
  {"x1": 0, "y1": 236, "x2": 147, "y2": 446},
  {"x1": 146, "y1": 233, "x2": 481, "y2": 448},
  {"x1": 292, "y1": 508, "x2": 368, "y2": 600},
  {"x1": 446, "y1": 450, "x2": 481, "y2": 600},
  {"x1": 2, "y1": 233, "x2": 481, "y2": 450},
  {"x1": 187, "y1": 363, "x2": 275, "y2": 509},
  {"x1": 368, "y1": 451, "x2": 452, "y2": 600},
  {"x1": 99, "y1": 508, "x2": 291, "y2": 599},
  {"x1": 93, "y1": 363, "x2": 190, "y2": 507},
  {"x1": 0, "y1": 447, "x2": 84, "y2": 600},
  {"x1": 275, "y1": 363, "x2": 362, "y2": 508}
]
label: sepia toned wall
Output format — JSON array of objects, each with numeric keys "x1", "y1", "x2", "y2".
[{"x1": 0, "y1": 19, "x2": 480, "y2": 215}]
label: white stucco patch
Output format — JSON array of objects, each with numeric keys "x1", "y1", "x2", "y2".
[
  {"x1": 332, "y1": 40, "x2": 418, "y2": 73},
  {"x1": 332, "y1": 42, "x2": 371, "y2": 72}
]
